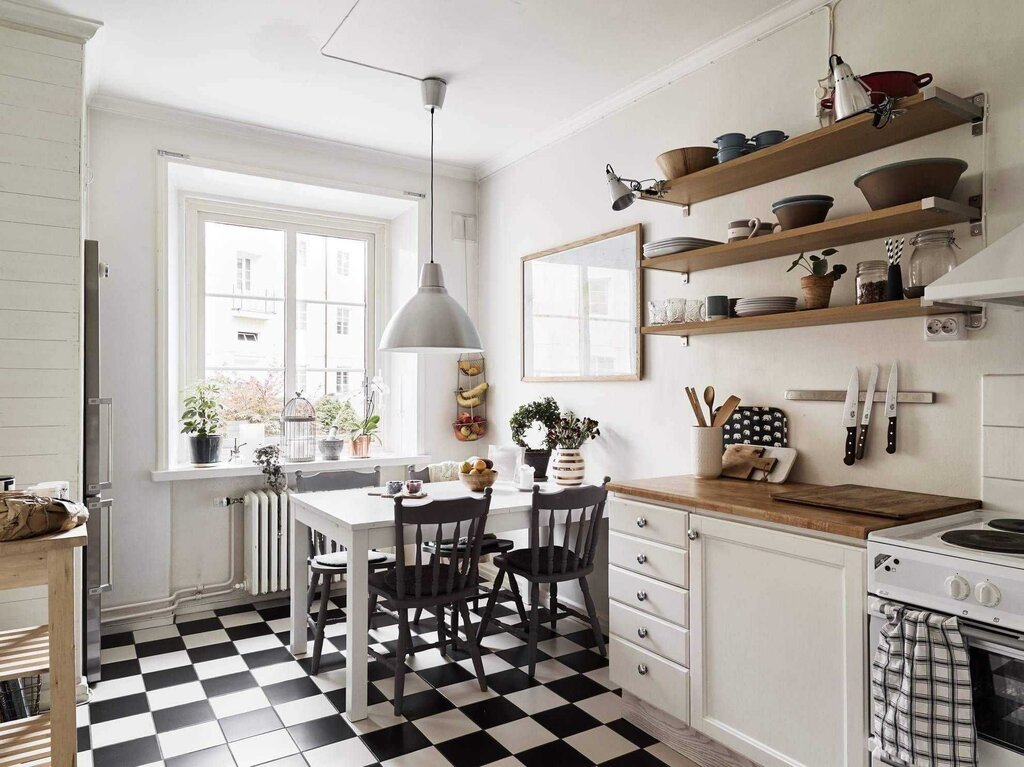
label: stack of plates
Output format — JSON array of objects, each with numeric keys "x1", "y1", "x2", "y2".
[
  {"x1": 734, "y1": 296, "x2": 798, "y2": 317},
  {"x1": 643, "y1": 236, "x2": 722, "y2": 259}
]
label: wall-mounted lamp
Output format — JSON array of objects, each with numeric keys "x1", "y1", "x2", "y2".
[{"x1": 605, "y1": 164, "x2": 663, "y2": 211}]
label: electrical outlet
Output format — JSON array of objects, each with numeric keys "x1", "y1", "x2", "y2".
[
  {"x1": 924, "y1": 314, "x2": 967, "y2": 341},
  {"x1": 214, "y1": 496, "x2": 231, "y2": 507}
]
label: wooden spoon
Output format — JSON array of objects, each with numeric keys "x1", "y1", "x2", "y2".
[
  {"x1": 712, "y1": 395, "x2": 742, "y2": 427},
  {"x1": 703, "y1": 386, "x2": 715, "y2": 425}
]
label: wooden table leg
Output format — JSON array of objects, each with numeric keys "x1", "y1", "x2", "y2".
[
  {"x1": 290, "y1": 513, "x2": 309, "y2": 657},
  {"x1": 344, "y1": 527, "x2": 370, "y2": 722},
  {"x1": 48, "y1": 549, "x2": 74, "y2": 767}
]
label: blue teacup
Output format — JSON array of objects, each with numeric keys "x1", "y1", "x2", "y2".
[{"x1": 386, "y1": 480, "x2": 403, "y2": 495}]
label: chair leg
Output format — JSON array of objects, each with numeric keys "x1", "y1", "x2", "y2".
[
  {"x1": 393, "y1": 609, "x2": 410, "y2": 716},
  {"x1": 506, "y1": 572, "x2": 529, "y2": 625},
  {"x1": 549, "y1": 582, "x2": 558, "y2": 632},
  {"x1": 450, "y1": 601, "x2": 460, "y2": 650},
  {"x1": 310, "y1": 578, "x2": 332, "y2": 675},
  {"x1": 368, "y1": 594, "x2": 378, "y2": 630},
  {"x1": 437, "y1": 601, "x2": 448, "y2": 657},
  {"x1": 413, "y1": 607, "x2": 423, "y2": 624},
  {"x1": 475, "y1": 567, "x2": 506, "y2": 646},
  {"x1": 458, "y1": 601, "x2": 488, "y2": 692},
  {"x1": 527, "y1": 582, "x2": 541, "y2": 678},
  {"x1": 306, "y1": 570, "x2": 320, "y2": 613},
  {"x1": 579, "y1": 576, "x2": 606, "y2": 657}
]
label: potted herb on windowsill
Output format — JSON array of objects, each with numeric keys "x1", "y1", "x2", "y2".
[
  {"x1": 510, "y1": 397, "x2": 561, "y2": 481},
  {"x1": 549, "y1": 412, "x2": 600, "y2": 486},
  {"x1": 180, "y1": 382, "x2": 224, "y2": 466},
  {"x1": 787, "y1": 248, "x2": 848, "y2": 310}
]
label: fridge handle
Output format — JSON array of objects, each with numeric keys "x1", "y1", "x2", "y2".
[
  {"x1": 87, "y1": 498, "x2": 114, "y2": 595},
  {"x1": 88, "y1": 397, "x2": 113, "y2": 490}
]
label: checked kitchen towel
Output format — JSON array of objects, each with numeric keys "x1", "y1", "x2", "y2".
[{"x1": 871, "y1": 602, "x2": 977, "y2": 767}]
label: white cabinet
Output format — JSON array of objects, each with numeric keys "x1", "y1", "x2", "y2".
[{"x1": 688, "y1": 513, "x2": 867, "y2": 767}]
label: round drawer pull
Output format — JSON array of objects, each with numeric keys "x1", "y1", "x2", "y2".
[
  {"x1": 636, "y1": 590, "x2": 647, "y2": 602},
  {"x1": 636, "y1": 553, "x2": 647, "y2": 564},
  {"x1": 637, "y1": 627, "x2": 648, "y2": 639},
  {"x1": 637, "y1": 664, "x2": 648, "y2": 675},
  {"x1": 687, "y1": 529, "x2": 699, "y2": 541},
  {"x1": 636, "y1": 517, "x2": 647, "y2": 528}
]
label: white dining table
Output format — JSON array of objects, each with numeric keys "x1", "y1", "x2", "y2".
[{"x1": 288, "y1": 479, "x2": 564, "y2": 722}]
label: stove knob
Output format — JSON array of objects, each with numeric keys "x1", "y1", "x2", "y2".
[
  {"x1": 945, "y1": 575, "x2": 971, "y2": 601},
  {"x1": 975, "y1": 581, "x2": 1002, "y2": 608}
]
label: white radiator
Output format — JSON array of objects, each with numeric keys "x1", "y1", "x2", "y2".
[{"x1": 243, "y1": 489, "x2": 291, "y2": 596}]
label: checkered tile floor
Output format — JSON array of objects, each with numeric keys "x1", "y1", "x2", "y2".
[{"x1": 76, "y1": 588, "x2": 694, "y2": 767}]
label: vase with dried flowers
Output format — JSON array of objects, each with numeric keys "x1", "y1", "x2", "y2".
[{"x1": 549, "y1": 412, "x2": 600, "y2": 486}]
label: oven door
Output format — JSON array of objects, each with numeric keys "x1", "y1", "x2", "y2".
[{"x1": 868, "y1": 599, "x2": 1024, "y2": 767}]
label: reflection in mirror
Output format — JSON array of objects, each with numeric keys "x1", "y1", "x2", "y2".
[{"x1": 521, "y1": 225, "x2": 642, "y2": 381}]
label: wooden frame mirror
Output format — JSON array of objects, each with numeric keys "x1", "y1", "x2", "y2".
[{"x1": 521, "y1": 224, "x2": 643, "y2": 382}]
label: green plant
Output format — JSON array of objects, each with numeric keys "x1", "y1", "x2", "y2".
[
  {"x1": 510, "y1": 397, "x2": 561, "y2": 451},
  {"x1": 550, "y1": 411, "x2": 600, "y2": 449},
  {"x1": 787, "y1": 248, "x2": 847, "y2": 280},
  {"x1": 180, "y1": 382, "x2": 223, "y2": 437},
  {"x1": 315, "y1": 395, "x2": 355, "y2": 432},
  {"x1": 348, "y1": 388, "x2": 382, "y2": 442},
  {"x1": 253, "y1": 445, "x2": 285, "y2": 493}
]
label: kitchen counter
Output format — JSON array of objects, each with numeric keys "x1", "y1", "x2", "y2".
[{"x1": 606, "y1": 475, "x2": 972, "y2": 540}]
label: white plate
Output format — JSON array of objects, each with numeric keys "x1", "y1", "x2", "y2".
[
  {"x1": 736, "y1": 296, "x2": 797, "y2": 303},
  {"x1": 735, "y1": 308, "x2": 797, "y2": 317}
]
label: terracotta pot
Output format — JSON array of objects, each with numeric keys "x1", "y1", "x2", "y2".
[
  {"x1": 551, "y1": 448, "x2": 585, "y2": 487},
  {"x1": 350, "y1": 435, "x2": 371, "y2": 458},
  {"x1": 800, "y1": 275, "x2": 835, "y2": 310}
]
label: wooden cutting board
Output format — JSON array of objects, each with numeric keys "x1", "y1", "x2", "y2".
[{"x1": 770, "y1": 484, "x2": 981, "y2": 519}]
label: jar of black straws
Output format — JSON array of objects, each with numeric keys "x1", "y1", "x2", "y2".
[{"x1": 884, "y1": 237, "x2": 905, "y2": 301}]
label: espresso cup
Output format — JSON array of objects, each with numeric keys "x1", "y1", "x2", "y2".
[
  {"x1": 706, "y1": 295, "x2": 729, "y2": 320},
  {"x1": 727, "y1": 217, "x2": 763, "y2": 242},
  {"x1": 386, "y1": 480, "x2": 403, "y2": 495}
]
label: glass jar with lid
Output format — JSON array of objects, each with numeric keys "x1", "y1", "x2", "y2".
[
  {"x1": 856, "y1": 260, "x2": 887, "y2": 304},
  {"x1": 906, "y1": 229, "x2": 960, "y2": 298}
]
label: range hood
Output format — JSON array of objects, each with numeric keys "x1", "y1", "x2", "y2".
[{"x1": 925, "y1": 221, "x2": 1024, "y2": 307}]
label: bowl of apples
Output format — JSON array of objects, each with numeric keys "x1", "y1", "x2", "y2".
[
  {"x1": 453, "y1": 412, "x2": 487, "y2": 442},
  {"x1": 459, "y1": 457, "x2": 497, "y2": 491}
]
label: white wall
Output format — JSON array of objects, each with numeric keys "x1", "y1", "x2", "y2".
[
  {"x1": 478, "y1": 0, "x2": 1024, "y2": 498},
  {"x1": 87, "y1": 105, "x2": 479, "y2": 619}
]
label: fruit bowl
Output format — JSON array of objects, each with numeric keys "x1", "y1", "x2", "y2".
[
  {"x1": 453, "y1": 417, "x2": 486, "y2": 441},
  {"x1": 459, "y1": 470, "x2": 497, "y2": 492}
]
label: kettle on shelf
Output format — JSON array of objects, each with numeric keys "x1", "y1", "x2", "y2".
[{"x1": 829, "y1": 54, "x2": 872, "y2": 121}]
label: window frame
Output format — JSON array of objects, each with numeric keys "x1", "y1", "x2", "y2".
[{"x1": 179, "y1": 196, "x2": 386, "y2": 466}]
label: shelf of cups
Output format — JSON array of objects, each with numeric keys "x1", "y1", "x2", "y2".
[
  {"x1": 640, "y1": 197, "x2": 979, "y2": 275},
  {"x1": 637, "y1": 87, "x2": 982, "y2": 208}
]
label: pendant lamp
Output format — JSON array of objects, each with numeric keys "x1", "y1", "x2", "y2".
[{"x1": 379, "y1": 78, "x2": 483, "y2": 353}]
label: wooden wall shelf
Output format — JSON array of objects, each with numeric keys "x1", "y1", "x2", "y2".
[
  {"x1": 639, "y1": 87, "x2": 983, "y2": 208},
  {"x1": 642, "y1": 299, "x2": 980, "y2": 338},
  {"x1": 640, "y1": 197, "x2": 979, "y2": 275}
]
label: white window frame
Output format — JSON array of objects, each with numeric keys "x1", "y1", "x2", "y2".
[{"x1": 176, "y1": 196, "x2": 386, "y2": 467}]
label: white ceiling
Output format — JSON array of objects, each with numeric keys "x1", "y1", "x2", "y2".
[{"x1": 53, "y1": 0, "x2": 786, "y2": 171}]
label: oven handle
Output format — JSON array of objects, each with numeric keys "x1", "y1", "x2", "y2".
[{"x1": 868, "y1": 597, "x2": 1024, "y2": 658}]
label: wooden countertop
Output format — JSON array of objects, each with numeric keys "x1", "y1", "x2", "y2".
[
  {"x1": 0, "y1": 525, "x2": 87, "y2": 552},
  {"x1": 606, "y1": 476, "x2": 972, "y2": 540}
]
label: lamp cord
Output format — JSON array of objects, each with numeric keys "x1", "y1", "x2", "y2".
[{"x1": 430, "y1": 106, "x2": 435, "y2": 264}]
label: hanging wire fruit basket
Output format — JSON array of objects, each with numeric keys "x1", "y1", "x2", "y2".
[
  {"x1": 454, "y1": 354, "x2": 487, "y2": 441},
  {"x1": 281, "y1": 391, "x2": 316, "y2": 462}
]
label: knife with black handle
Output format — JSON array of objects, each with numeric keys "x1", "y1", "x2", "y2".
[
  {"x1": 855, "y1": 365, "x2": 879, "y2": 460},
  {"x1": 885, "y1": 363, "x2": 898, "y2": 455},
  {"x1": 842, "y1": 369, "x2": 859, "y2": 466}
]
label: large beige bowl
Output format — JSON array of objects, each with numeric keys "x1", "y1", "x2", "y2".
[
  {"x1": 656, "y1": 147, "x2": 717, "y2": 179},
  {"x1": 459, "y1": 471, "x2": 497, "y2": 492}
]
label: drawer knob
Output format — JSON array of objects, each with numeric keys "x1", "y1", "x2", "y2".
[
  {"x1": 637, "y1": 627, "x2": 648, "y2": 639},
  {"x1": 637, "y1": 664, "x2": 648, "y2": 675},
  {"x1": 636, "y1": 553, "x2": 647, "y2": 564},
  {"x1": 687, "y1": 529, "x2": 698, "y2": 541},
  {"x1": 636, "y1": 590, "x2": 647, "y2": 602},
  {"x1": 636, "y1": 516, "x2": 647, "y2": 528}
]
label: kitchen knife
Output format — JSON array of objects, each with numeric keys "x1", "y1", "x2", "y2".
[
  {"x1": 843, "y1": 368, "x2": 859, "y2": 466},
  {"x1": 885, "y1": 362, "x2": 898, "y2": 454},
  {"x1": 855, "y1": 365, "x2": 879, "y2": 460}
]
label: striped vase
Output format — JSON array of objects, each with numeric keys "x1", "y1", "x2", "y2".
[{"x1": 551, "y1": 448, "x2": 585, "y2": 486}]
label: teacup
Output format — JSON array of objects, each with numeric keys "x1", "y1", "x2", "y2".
[
  {"x1": 386, "y1": 480, "x2": 403, "y2": 495},
  {"x1": 727, "y1": 217, "x2": 781, "y2": 242},
  {"x1": 405, "y1": 479, "x2": 423, "y2": 495}
]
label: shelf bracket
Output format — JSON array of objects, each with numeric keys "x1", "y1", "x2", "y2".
[
  {"x1": 679, "y1": 272, "x2": 689, "y2": 285},
  {"x1": 969, "y1": 194, "x2": 983, "y2": 236},
  {"x1": 971, "y1": 92, "x2": 986, "y2": 136},
  {"x1": 678, "y1": 336, "x2": 689, "y2": 348}
]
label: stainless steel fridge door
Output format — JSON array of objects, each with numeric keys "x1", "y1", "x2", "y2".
[{"x1": 84, "y1": 496, "x2": 113, "y2": 682}]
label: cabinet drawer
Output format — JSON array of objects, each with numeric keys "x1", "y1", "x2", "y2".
[
  {"x1": 609, "y1": 497, "x2": 689, "y2": 545},
  {"x1": 609, "y1": 531, "x2": 688, "y2": 588},
  {"x1": 610, "y1": 636, "x2": 689, "y2": 724},
  {"x1": 610, "y1": 600, "x2": 688, "y2": 667},
  {"x1": 608, "y1": 566, "x2": 688, "y2": 627}
]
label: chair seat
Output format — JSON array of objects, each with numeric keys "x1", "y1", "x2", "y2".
[
  {"x1": 313, "y1": 550, "x2": 395, "y2": 569},
  {"x1": 424, "y1": 535, "x2": 514, "y2": 556},
  {"x1": 370, "y1": 564, "x2": 472, "y2": 600},
  {"x1": 497, "y1": 546, "x2": 582, "y2": 576}
]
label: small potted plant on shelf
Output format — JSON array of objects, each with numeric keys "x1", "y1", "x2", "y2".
[
  {"x1": 180, "y1": 381, "x2": 223, "y2": 466},
  {"x1": 787, "y1": 248, "x2": 847, "y2": 310},
  {"x1": 510, "y1": 397, "x2": 561, "y2": 481},
  {"x1": 549, "y1": 412, "x2": 601, "y2": 486}
]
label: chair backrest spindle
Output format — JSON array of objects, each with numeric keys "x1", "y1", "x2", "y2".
[{"x1": 527, "y1": 478, "x2": 610, "y2": 577}]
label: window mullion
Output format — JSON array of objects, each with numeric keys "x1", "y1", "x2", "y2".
[{"x1": 285, "y1": 226, "x2": 297, "y2": 399}]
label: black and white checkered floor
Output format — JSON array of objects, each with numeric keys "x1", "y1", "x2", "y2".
[{"x1": 77, "y1": 588, "x2": 696, "y2": 767}]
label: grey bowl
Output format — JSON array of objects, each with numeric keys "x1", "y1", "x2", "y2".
[
  {"x1": 854, "y1": 158, "x2": 968, "y2": 210},
  {"x1": 772, "y1": 194, "x2": 834, "y2": 209}
]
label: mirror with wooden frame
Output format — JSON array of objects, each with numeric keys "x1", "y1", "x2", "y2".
[{"x1": 521, "y1": 224, "x2": 642, "y2": 382}]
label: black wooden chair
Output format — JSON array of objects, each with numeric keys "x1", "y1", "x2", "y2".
[
  {"x1": 406, "y1": 465, "x2": 517, "y2": 636},
  {"x1": 476, "y1": 478, "x2": 610, "y2": 678},
  {"x1": 294, "y1": 468, "x2": 396, "y2": 674},
  {"x1": 369, "y1": 489, "x2": 493, "y2": 715}
]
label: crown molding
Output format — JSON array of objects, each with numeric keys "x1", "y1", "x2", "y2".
[
  {"x1": 475, "y1": 0, "x2": 830, "y2": 180},
  {"x1": 0, "y1": 0, "x2": 101, "y2": 42},
  {"x1": 88, "y1": 93, "x2": 478, "y2": 183}
]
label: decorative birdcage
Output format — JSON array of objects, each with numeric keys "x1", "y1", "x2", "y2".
[{"x1": 281, "y1": 391, "x2": 316, "y2": 462}]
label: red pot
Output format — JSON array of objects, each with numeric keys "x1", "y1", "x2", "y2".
[{"x1": 821, "y1": 70, "x2": 932, "y2": 109}]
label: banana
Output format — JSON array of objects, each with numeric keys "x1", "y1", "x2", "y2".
[
  {"x1": 456, "y1": 381, "x2": 488, "y2": 408},
  {"x1": 462, "y1": 381, "x2": 489, "y2": 398},
  {"x1": 457, "y1": 393, "x2": 481, "y2": 407}
]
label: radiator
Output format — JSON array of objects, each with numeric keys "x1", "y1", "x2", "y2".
[{"x1": 243, "y1": 489, "x2": 291, "y2": 596}]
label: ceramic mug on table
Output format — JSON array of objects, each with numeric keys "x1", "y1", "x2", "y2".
[{"x1": 405, "y1": 479, "x2": 422, "y2": 495}]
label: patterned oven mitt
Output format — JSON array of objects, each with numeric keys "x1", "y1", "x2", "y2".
[{"x1": 721, "y1": 406, "x2": 789, "y2": 448}]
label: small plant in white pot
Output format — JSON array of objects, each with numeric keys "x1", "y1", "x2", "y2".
[
  {"x1": 787, "y1": 248, "x2": 847, "y2": 310},
  {"x1": 549, "y1": 412, "x2": 600, "y2": 486},
  {"x1": 180, "y1": 381, "x2": 224, "y2": 466}
]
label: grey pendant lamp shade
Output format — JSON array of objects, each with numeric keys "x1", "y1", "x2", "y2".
[{"x1": 379, "y1": 78, "x2": 483, "y2": 353}]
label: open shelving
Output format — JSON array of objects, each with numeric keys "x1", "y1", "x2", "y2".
[
  {"x1": 0, "y1": 625, "x2": 49, "y2": 682},
  {"x1": 0, "y1": 713, "x2": 51, "y2": 765}
]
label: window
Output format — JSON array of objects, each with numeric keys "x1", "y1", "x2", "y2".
[
  {"x1": 183, "y1": 199, "x2": 379, "y2": 462},
  {"x1": 337, "y1": 252, "x2": 350, "y2": 276}
]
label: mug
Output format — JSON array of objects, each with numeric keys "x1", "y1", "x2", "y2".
[
  {"x1": 706, "y1": 295, "x2": 729, "y2": 320},
  {"x1": 405, "y1": 479, "x2": 423, "y2": 495},
  {"x1": 386, "y1": 480, "x2": 403, "y2": 495},
  {"x1": 684, "y1": 299, "x2": 706, "y2": 323},
  {"x1": 727, "y1": 218, "x2": 780, "y2": 241}
]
